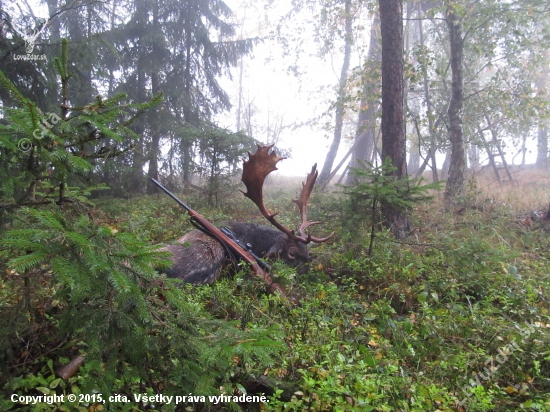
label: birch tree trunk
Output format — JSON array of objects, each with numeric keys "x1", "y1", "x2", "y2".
[
  {"x1": 444, "y1": 4, "x2": 466, "y2": 203},
  {"x1": 536, "y1": 65, "x2": 549, "y2": 166}
]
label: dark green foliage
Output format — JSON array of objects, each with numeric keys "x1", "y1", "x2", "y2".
[
  {"x1": 343, "y1": 158, "x2": 443, "y2": 255},
  {"x1": 238, "y1": 209, "x2": 549, "y2": 411},
  {"x1": 0, "y1": 206, "x2": 284, "y2": 410},
  {"x1": 0, "y1": 44, "x2": 284, "y2": 412},
  {"x1": 0, "y1": 39, "x2": 162, "y2": 217},
  {"x1": 189, "y1": 122, "x2": 257, "y2": 206},
  {"x1": 1, "y1": 174, "x2": 549, "y2": 411}
]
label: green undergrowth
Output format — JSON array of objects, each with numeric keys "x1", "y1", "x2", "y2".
[
  {"x1": 1, "y1": 185, "x2": 549, "y2": 412},
  {"x1": 144, "y1": 185, "x2": 550, "y2": 411}
]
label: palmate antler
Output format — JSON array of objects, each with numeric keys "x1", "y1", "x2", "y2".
[{"x1": 241, "y1": 144, "x2": 333, "y2": 244}]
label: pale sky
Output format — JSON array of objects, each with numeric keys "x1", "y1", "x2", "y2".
[
  {"x1": 216, "y1": 0, "x2": 361, "y2": 176},
  {"x1": 12, "y1": 0, "x2": 539, "y2": 179}
]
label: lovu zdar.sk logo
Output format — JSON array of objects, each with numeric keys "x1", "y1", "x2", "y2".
[{"x1": 13, "y1": 19, "x2": 49, "y2": 62}]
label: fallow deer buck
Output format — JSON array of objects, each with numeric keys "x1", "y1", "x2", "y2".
[{"x1": 161, "y1": 144, "x2": 333, "y2": 284}]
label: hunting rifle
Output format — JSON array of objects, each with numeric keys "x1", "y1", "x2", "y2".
[{"x1": 151, "y1": 178, "x2": 299, "y2": 305}]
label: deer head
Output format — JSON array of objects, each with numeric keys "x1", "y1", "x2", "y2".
[{"x1": 240, "y1": 144, "x2": 333, "y2": 268}]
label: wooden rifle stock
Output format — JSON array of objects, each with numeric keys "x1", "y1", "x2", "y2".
[
  {"x1": 151, "y1": 179, "x2": 299, "y2": 305},
  {"x1": 57, "y1": 355, "x2": 85, "y2": 381}
]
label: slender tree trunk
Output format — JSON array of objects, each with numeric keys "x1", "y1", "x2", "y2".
[
  {"x1": 235, "y1": 7, "x2": 248, "y2": 133},
  {"x1": 318, "y1": 0, "x2": 353, "y2": 188},
  {"x1": 414, "y1": 114, "x2": 444, "y2": 179},
  {"x1": 130, "y1": 0, "x2": 149, "y2": 192},
  {"x1": 444, "y1": 4, "x2": 465, "y2": 203},
  {"x1": 324, "y1": 132, "x2": 366, "y2": 187},
  {"x1": 537, "y1": 128, "x2": 548, "y2": 167},
  {"x1": 441, "y1": 150, "x2": 451, "y2": 180},
  {"x1": 245, "y1": 100, "x2": 254, "y2": 137},
  {"x1": 65, "y1": 5, "x2": 92, "y2": 107},
  {"x1": 46, "y1": 0, "x2": 60, "y2": 42},
  {"x1": 417, "y1": 1, "x2": 439, "y2": 183},
  {"x1": 536, "y1": 53, "x2": 549, "y2": 166},
  {"x1": 402, "y1": 0, "x2": 413, "y2": 135},
  {"x1": 0, "y1": 0, "x2": 3, "y2": 37},
  {"x1": 345, "y1": 13, "x2": 380, "y2": 185},
  {"x1": 147, "y1": 0, "x2": 162, "y2": 195},
  {"x1": 407, "y1": 8, "x2": 421, "y2": 178},
  {"x1": 147, "y1": 131, "x2": 161, "y2": 195},
  {"x1": 468, "y1": 143, "x2": 479, "y2": 169},
  {"x1": 182, "y1": 4, "x2": 196, "y2": 182},
  {"x1": 108, "y1": 0, "x2": 118, "y2": 96},
  {"x1": 236, "y1": 57, "x2": 244, "y2": 131},
  {"x1": 408, "y1": 147, "x2": 420, "y2": 175},
  {"x1": 379, "y1": 0, "x2": 410, "y2": 238}
]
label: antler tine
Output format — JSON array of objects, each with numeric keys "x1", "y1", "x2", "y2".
[
  {"x1": 240, "y1": 144, "x2": 296, "y2": 238},
  {"x1": 293, "y1": 164, "x2": 334, "y2": 243}
]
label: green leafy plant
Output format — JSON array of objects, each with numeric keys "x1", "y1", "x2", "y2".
[{"x1": 343, "y1": 158, "x2": 442, "y2": 255}]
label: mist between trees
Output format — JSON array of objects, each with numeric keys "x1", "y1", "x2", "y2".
[
  {"x1": 1, "y1": 0, "x2": 550, "y2": 411},
  {"x1": 2, "y1": 0, "x2": 549, "y2": 202}
]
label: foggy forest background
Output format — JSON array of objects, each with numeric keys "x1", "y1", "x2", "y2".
[{"x1": 1, "y1": 0, "x2": 550, "y2": 411}]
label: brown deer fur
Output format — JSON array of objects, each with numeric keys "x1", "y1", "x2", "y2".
[{"x1": 160, "y1": 222, "x2": 311, "y2": 284}]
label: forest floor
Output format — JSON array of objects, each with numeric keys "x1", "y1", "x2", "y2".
[
  {"x1": 117, "y1": 166, "x2": 550, "y2": 411},
  {"x1": 1, "y1": 166, "x2": 550, "y2": 412}
]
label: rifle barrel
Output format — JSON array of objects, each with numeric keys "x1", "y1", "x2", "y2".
[{"x1": 151, "y1": 178, "x2": 191, "y2": 212}]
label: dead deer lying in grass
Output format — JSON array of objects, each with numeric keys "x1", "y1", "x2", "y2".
[{"x1": 160, "y1": 144, "x2": 333, "y2": 284}]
